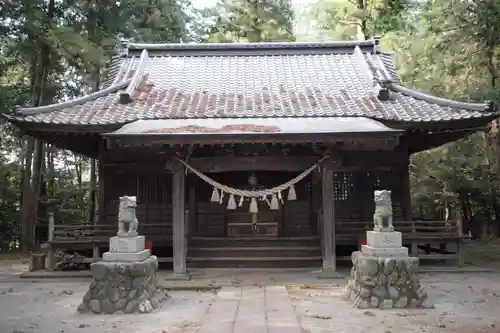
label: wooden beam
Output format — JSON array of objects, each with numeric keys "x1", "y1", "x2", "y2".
[
  {"x1": 167, "y1": 156, "x2": 335, "y2": 172},
  {"x1": 321, "y1": 163, "x2": 336, "y2": 272},
  {"x1": 103, "y1": 162, "x2": 167, "y2": 173},
  {"x1": 172, "y1": 162, "x2": 187, "y2": 275},
  {"x1": 107, "y1": 132, "x2": 400, "y2": 146}
]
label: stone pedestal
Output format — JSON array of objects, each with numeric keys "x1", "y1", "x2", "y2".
[
  {"x1": 343, "y1": 231, "x2": 432, "y2": 309},
  {"x1": 103, "y1": 235, "x2": 150, "y2": 262},
  {"x1": 78, "y1": 232, "x2": 167, "y2": 314},
  {"x1": 361, "y1": 231, "x2": 409, "y2": 257},
  {"x1": 77, "y1": 256, "x2": 168, "y2": 314}
]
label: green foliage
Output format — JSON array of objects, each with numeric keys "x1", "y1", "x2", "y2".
[
  {"x1": 120, "y1": 0, "x2": 198, "y2": 43},
  {"x1": 199, "y1": 0, "x2": 296, "y2": 42},
  {"x1": 300, "y1": 0, "x2": 500, "y2": 236},
  {"x1": 0, "y1": 0, "x2": 199, "y2": 251},
  {"x1": 0, "y1": 161, "x2": 22, "y2": 251},
  {"x1": 301, "y1": 0, "x2": 414, "y2": 41}
]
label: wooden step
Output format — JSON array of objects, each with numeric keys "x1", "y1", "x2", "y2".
[
  {"x1": 189, "y1": 236, "x2": 320, "y2": 248},
  {"x1": 186, "y1": 256, "x2": 322, "y2": 269},
  {"x1": 188, "y1": 246, "x2": 321, "y2": 258}
]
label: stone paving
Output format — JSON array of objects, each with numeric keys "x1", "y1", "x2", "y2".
[{"x1": 199, "y1": 286, "x2": 302, "y2": 333}]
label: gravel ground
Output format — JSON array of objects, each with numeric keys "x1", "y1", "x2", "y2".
[
  {"x1": 288, "y1": 272, "x2": 500, "y2": 333},
  {"x1": 0, "y1": 282, "x2": 215, "y2": 333},
  {"x1": 1, "y1": 260, "x2": 500, "y2": 333}
]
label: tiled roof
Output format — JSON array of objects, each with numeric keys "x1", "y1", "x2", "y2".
[{"x1": 6, "y1": 39, "x2": 496, "y2": 126}]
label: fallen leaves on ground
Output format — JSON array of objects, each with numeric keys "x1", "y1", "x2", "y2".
[
  {"x1": 162, "y1": 321, "x2": 200, "y2": 333},
  {"x1": 448, "y1": 327, "x2": 500, "y2": 333},
  {"x1": 310, "y1": 314, "x2": 332, "y2": 320}
]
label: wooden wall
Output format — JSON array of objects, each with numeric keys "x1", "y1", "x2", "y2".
[
  {"x1": 98, "y1": 145, "x2": 411, "y2": 243},
  {"x1": 100, "y1": 167, "x2": 173, "y2": 243},
  {"x1": 334, "y1": 170, "x2": 405, "y2": 223},
  {"x1": 192, "y1": 172, "x2": 314, "y2": 237}
]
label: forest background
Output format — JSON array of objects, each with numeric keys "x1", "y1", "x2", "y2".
[{"x1": 1, "y1": 0, "x2": 499, "y2": 252}]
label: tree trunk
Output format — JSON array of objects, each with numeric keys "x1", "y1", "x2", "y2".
[
  {"x1": 357, "y1": 0, "x2": 369, "y2": 40},
  {"x1": 20, "y1": 137, "x2": 35, "y2": 252},
  {"x1": 75, "y1": 155, "x2": 83, "y2": 186},
  {"x1": 85, "y1": 5, "x2": 100, "y2": 224},
  {"x1": 20, "y1": 0, "x2": 56, "y2": 250},
  {"x1": 485, "y1": 32, "x2": 500, "y2": 236},
  {"x1": 46, "y1": 145, "x2": 56, "y2": 197},
  {"x1": 31, "y1": 139, "x2": 45, "y2": 248}
]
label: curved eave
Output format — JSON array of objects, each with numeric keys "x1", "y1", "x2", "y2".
[
  {"x1": 390, "y1": 84, "x2": 494, "y2": 113},
  {"x1": 4, "y1": 78, "x2": 131, "y2": 119},
  {"x1": 380, "y1": 84, "x2": 498, "y2": 128},
  {"x1": 3, "y1": 117, "x2": 125, "y2": 133},
  {"x1": 379, "y1": 112, "x2": 499, "y2": 130}
]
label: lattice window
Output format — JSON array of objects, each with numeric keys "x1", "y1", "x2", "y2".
[
  {"x1": 333, "y1": 172, "x2": 354, "y2": 201},
  {"x1": 137, "y1": 174, "x2": 170, "y2": 204},
  {"x1": 371, "y1": 171, "x2": 391, "y2": 191}
]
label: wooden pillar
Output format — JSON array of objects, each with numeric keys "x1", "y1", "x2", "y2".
[
  {"x1": 188, "y1": 175, "x2": 197, "y2": 236},
  {"x1": 97, "y1": 139, "x2": 107, "y2": 225},
  {"x1": 47, "y1": 212, "x2": 55, "y2": 271},
  {"x1": 311, "y1": 169, "x2": 322, "y2": 236},
  {"x1": 321, "y1": 163, "x2": 336, "y2": 273},
  {"x1": 400, "y1": 153, "x2": 412, "y2": 221},
  {"x1": 172, "y1": 163, "x2": 187, "y2": 276},
  {"x1": 92, "y1": 243, "x2": 100, "y2": 261}
]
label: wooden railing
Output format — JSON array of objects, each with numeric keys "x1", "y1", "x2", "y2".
[
  {"x1": 336, "y1": 219, "x2": 467, "y2": 265},
  {"x1": 45, "y1": 210, "x2": 175, "y2": 270}
]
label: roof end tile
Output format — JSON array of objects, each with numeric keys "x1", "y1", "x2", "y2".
[{"x1": 119, "y1": 49, "x2": 149, "y2": 105}]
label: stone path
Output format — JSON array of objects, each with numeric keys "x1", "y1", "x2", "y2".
[{"x1": 199, "y1": 286, "x2": 303, "y2": 333}]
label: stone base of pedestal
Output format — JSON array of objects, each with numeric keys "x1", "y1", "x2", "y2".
[
  {"x1": 316, "y1": 269, "x2": 344, "y2": 279},
  {"x1": 77, "y1": 256, "x2": 168, "y2": 314},
  {"x1": 164, "y1": 272, "x2": 192, "y2": 281},
  {"x1": 343, "y1": 251, "x2": 433, "y2": 309},
  {"x1": 361, "y1": 245, "x2": 409, "y2": 257},
  {"x1": 103, "y1": 249, "x2": 151, "y2": 262}
]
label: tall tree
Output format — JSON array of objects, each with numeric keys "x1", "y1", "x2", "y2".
[
  {"x1": 0, "y1": 0, "x2": 198, "y2": 251},
  {"x1": 302, "y1": 0, "x2": 415, "y2": 41},
  {"x1": 200, "y1": 0, "x2": 296, "y2": 42}
]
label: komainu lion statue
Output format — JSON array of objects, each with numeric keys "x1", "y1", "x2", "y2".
[
  {"x1": 373, "y1": 190, "x2": 394, "y2": 232},
  {"x1": 118, "y1": 196, "x2": 139, "y2": 236}
]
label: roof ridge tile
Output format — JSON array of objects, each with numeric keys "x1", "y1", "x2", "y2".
[{"x1": 127, "y1": 40, "x2": 379, "y2": 52}]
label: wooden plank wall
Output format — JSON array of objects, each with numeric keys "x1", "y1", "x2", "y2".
[
  {"x1": 101, "y1": 167, "x2": 173, "y2": 244},
  {"x1": 99, "y1": 165, "x2": 409, "y2": 241}
]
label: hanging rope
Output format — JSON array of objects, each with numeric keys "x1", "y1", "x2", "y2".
[{"x1": 176, "y1": 156, "x2": 329, "y2": 199}]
